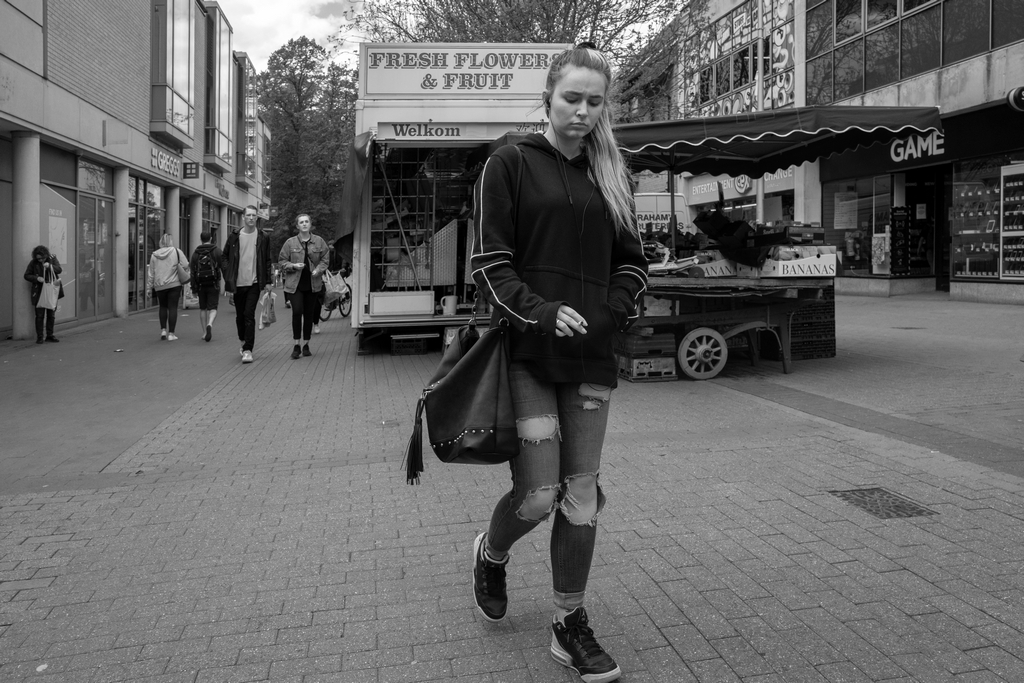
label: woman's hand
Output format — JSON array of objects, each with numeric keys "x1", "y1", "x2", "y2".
[
  {"x1": 554, "y1": 304, "x2": 587, "y2": 337},
  {"x1": 37, "y1": 276, "x2": 44, "y2": 283}
]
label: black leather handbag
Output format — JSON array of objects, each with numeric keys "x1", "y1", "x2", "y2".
[{"x1": 403, "y1": 316, "x2": 519, "y2": 484}]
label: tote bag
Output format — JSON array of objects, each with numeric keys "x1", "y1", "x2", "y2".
[{"x1": 38, "y1": 263, "x2": 61, "y2": 310}]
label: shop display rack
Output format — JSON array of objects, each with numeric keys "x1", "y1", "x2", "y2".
[
  {"x1": 951, "y1": 176, "x2": 1000, "y2": 279},
  {"x1": 1000, "y1": 165, "x2": 1024, "y2": 280}
]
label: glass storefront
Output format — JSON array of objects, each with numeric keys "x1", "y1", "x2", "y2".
[
  {"x1": 202, "y1": 200, "x2": 220, "y2": 243},
  {"x1": 127, "y1": 176, "x2": 165, "y2": 311},
  {"x1": 950, "y1": 151, "x2": 1024, "y2": 281},
  {"x1": 76, "y1": 160, "x2": 114, "y2": 320}
]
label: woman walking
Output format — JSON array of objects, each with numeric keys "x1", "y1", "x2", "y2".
[
  {"x1": 146, "y1": 233, "x2": 189, "y2": 340},
  {"x1": 278, "y1": 213, "x2": 329, "y2": 359},
  {"x1": 23, "y1": 245, "x2": 63, "y2": 344},
  {"x1": 469, "y1": 43, "x2": 648, "y2": 683}
]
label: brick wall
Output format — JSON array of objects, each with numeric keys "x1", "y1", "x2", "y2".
[{"x1": 46, "y1": 0, "x2": 150, "y2": 129}]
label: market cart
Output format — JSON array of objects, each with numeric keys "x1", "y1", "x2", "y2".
[
  {"x1": 639, "y1": 276, "x2": 832, "y2": 379},
  {"x1": 610, "y1": 105, "x2": 943, "y2": 379}
]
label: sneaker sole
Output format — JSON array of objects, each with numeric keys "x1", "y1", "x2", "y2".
[
  {"x1": 550, "y1": 636, "x2": 621, "y2": 683},
  {"x1": 472, "y1": 533, "x2": 506, "y2": 623}
]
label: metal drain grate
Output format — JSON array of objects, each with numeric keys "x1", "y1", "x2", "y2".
[{"x1": 829, "y1": 488, "x2": 938, "y2": 519}]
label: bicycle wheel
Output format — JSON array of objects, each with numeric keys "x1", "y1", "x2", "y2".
[
  {"x1": 320, "y1": 302, "x2": 334, "y2": 320},
  {"x1": 339, "y1": 293, "x2": 351, "y2": 317}
]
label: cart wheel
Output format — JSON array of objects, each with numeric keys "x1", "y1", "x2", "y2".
[
  {"x1": 339, "y1": 294, "x2": 351, "y2": 318},
  {"x1": 677, "y1": 328, "x2": 728, "y2": 380}
]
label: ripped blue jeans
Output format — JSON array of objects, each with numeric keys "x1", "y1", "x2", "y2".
[{"x1": 485, "y1": 362, "x2": 611, "y2": 610}]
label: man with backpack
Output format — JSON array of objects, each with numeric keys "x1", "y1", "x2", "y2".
[{"x1": 189, "y1": 231, "x2": 223, "y2": 342}]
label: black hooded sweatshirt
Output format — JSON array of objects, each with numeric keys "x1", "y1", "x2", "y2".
[{"x1": 471, "y1": 133, "x2": 648, "y2": 386}]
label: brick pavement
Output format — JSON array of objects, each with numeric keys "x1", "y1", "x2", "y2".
[{"x1": 1, "y1": 293, "x2": 1023, "y2": 682}]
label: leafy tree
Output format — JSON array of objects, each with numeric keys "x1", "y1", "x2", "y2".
[{"x1": 258, "y1": 37, "x2": 358, "y2": 255}]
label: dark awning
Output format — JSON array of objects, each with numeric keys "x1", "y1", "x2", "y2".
[{"x1": 615, "y1": 105, "x2": 944, "y2": 176}]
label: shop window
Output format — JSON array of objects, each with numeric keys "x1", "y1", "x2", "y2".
[
  {"x1": 900, "y1": 6, "x2": 940, "y2": 79},
  {"x1": 698, "y1": 67, "x2": 713, "y2": 104},
  {"x1": 807, "y1": 54, "x2": 834, "y2": 104},
  {"x1": 204, "y1": 5, "x2": 234, "y2": 172},
  {"x1": 806, "y1": 0, "x2": 834, "y2": 59},
  {"x1": 822, "y1": 176, "x2": 891, "y2": 276},
  {"x1": 835, "y1": 0, "x2": 863, "y2": 43},
  {"x1": 866, "y1": 25, "x2": 900, "y2": 90},
  {"x1": 150, "y1": 0, "x2": 195, "y2": 146},
  {"x1": 993, "y1": 0, "x2": 1024, "y2": 49},
  {"x1": 235, "y1": 53, "x2": 258, "y2": 186},
  {"x1": 867, "y1": 0, "x2": 898, "y2": 27},
  {"x1": 770, "y1": 24, "x2": 795, "y2": 72},
  {"x1": 834, "y1": 38, "x2": 864, "y2": 100},
  {"x1": 903, "y1": 0, "x2": 937, "y2": 11},
  {"x1": 202, "y1": 200, "x2": 221, "y2": 243},
  {"x1": 715, "y1": 58, "x2": 730, "y2": 97},
  {"x1": 942, "y1": 0, "x2": 989, "y2": 65},
  {"x1": 732, "y1": 47, "x2": 751, "y2": 90},
  {"x1": 77, "y1": 159, "x2": 111, "y2": 195},
  {"x1": 127, "y1": 177, "x2": 165, "y2": 311},
  {"x1": 951, "y1": 158, "x2": 1002, "y2": 280}
]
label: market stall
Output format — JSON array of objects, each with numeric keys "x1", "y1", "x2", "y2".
[
  {"x1": 338, "y1": 42, "x2": 569, "y2": 353},
  {"x1": 612, "y1": 106, "x2": 944, "y2": 380}
]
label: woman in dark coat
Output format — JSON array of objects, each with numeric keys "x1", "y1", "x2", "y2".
[{"x1": 23, "y1": 245, "x2": 62, "y2": 344}]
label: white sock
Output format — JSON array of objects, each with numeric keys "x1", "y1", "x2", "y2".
[
  {"x1": 554, "y1": 608, "x2": 576, "y2": 625},
  {"x1": 482, "y1": 543, "x2": 507, "y2": 564}
]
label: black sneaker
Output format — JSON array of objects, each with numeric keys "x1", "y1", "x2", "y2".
[
  {"x1": 302, "y1": 344, "x2": 312, "y2": 357},
  {"x1": 472, "y1": 533, "x2": 508, "y2": 622},
  {"x1": 291, "y1": 344, "x2": 301, "y2": 360},
  {"x1": 550, "y1": 607, "x2": 621, "y2": 683}
]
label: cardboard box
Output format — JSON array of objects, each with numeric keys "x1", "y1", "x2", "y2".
[
  {"x1": 690, "y1": 250, "x2": 737, "y2": 277},
  {"x1": 738, "y1": 253, "x2": 838, "y2": 278}
]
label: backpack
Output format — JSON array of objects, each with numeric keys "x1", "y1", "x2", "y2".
[{"x1": 194, "y1": 248, "x2": 219, "y2": 285}]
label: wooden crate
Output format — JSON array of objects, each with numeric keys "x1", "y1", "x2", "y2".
[
  {"x1": 614, "y1": 332, "x2": 676, "y2": 357},
  {"x1": 618, "y1": 355, "x2": 678, "y2": 382}
]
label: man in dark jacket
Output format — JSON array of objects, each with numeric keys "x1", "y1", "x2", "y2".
[
  {"x1": 221, "y1": 205, "x2": 273, "y2": 364},
  {"x1": 189, "y1": 231, "x2": 223, "y2": 342}
]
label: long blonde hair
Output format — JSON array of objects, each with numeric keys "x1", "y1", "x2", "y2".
[
  {"x1": 159, "y1": 233, "x2": 174, "y2": 249},
  {"x1": 545, "y1": 44, "x2": 636, "y2": 238}
]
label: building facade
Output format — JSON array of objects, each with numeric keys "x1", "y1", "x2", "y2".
[
  {"x1": 0, "y1": 0, "x2": 271, "y2": 339},
  {"x1": 649, "y1": 0, "x2": 1024, "y2": 303}
]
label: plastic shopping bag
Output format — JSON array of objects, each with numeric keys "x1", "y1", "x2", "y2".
[
  {"x1": 259, "y1": 291, "x2": 277, "y2": 329},
  {"x1": 323, "y1": 270, "x2": 347, "y2": 303}
]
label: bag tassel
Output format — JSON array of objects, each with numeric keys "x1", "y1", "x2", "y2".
[{"x1": 404, "y1": 397, "x2": 425, "y2": 485}]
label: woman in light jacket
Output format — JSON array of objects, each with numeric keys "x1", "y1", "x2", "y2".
[
  {"x1": 146, "y1": 233, "x2": 189, "y2": 340},
  {"x1": 278, "y1": 213, "x2": 329, "y2": 359}
]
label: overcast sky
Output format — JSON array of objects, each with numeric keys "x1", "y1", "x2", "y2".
[{"x1": 213, "y1": 0, "x2": 365, "y2": 72}]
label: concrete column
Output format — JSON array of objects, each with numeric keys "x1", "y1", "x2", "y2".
[
  {"x1": 113, "y1": 167, "x2": 130, "y2": 317},
  {"x1": 12, "y1": 132, "x2": 41, "y2": 340},
  {"x1": 166, "y1": 186, "x2": 180, "y2": 251},
  {"x1": 189, "y1": 194, "x2": 204, "y2": 252},
  {"x1": 795, "y1": 162, "x2": 821, "y2": 225}
]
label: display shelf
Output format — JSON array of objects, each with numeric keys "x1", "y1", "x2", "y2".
[
  {"x1": 951, "y1": 177, "x2": 1000, "y2": 280},
  {"x1": 999, "y1": 164, "x2": 1024, "y2": 280}
]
